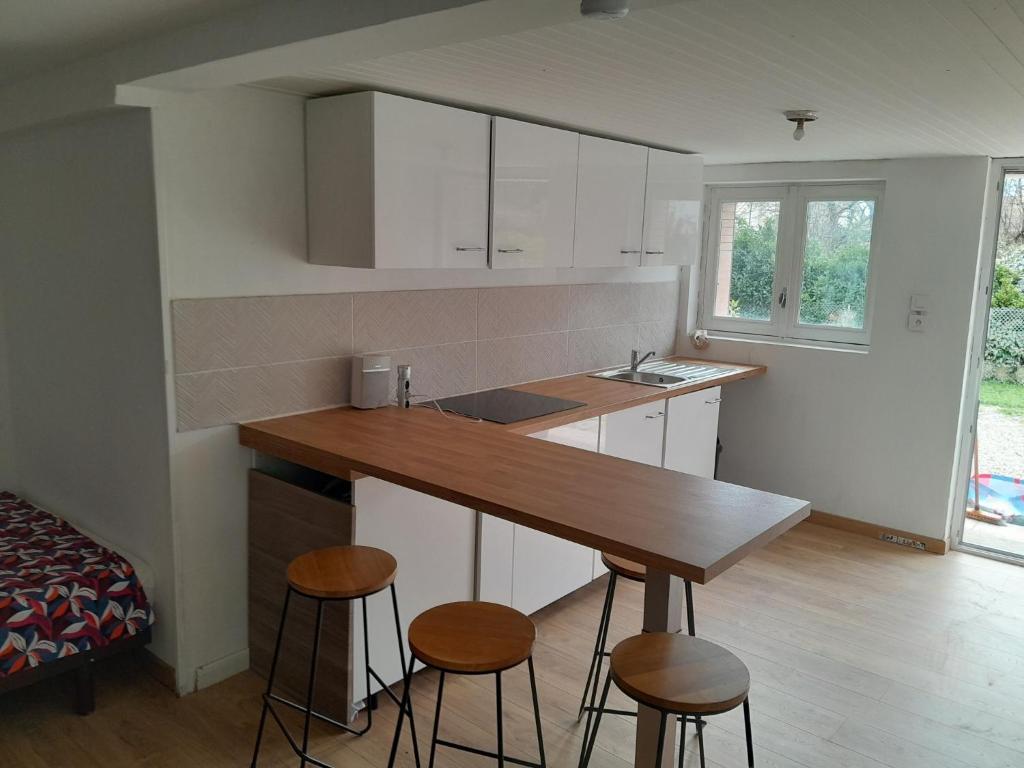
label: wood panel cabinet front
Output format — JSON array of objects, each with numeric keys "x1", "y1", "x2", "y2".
[{"x1": 490, "y1": 117, "x2": 579, "y2": 269}]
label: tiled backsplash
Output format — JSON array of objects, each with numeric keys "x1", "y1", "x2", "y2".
[{"x1": 172, "y1": 281, "x2": 679, "y2": 431}]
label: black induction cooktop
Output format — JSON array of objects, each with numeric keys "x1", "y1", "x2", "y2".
[{"x1": 433, "y1": 388, "x2": 585, "y2": 425}]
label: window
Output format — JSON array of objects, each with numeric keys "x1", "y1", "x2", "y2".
[{"x1": 700, "y1": 183, "x2": 882, "y2": 346}]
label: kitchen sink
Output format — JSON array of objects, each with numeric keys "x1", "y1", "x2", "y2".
[{"x1": 590, "y1": 361, "x2": 734, "y2": 389}]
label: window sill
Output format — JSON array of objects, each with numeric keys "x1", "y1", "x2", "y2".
[{"x1": 703, "y1": 330, "x2": 870, "y2": 354}]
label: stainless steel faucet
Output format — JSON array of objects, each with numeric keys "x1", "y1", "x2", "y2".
[{"x1": 630, "y1": 349, "x2": 656, "y2": 371}]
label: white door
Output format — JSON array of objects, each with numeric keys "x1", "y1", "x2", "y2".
[
  {"x1": 573, "y1": 135, "x2": 648, "y2": 267},
  {"x1": 374, "y1": 94, "x2": 491, "y2": 268},
  {"x1": 599, "y1": 400, "x2": 667, "y2": 467},
  {"x1": 663, "y1": 387, "x2": 721, "y2": 478},
  {"x1": 491, "y1": 117, "x2": 578, "y2": 269},
  {"x1": 641, "y1": 149, "x2": 703, "y2": 266},
  {"x1": 351, "y1": 478, "x2": 477, "y2": 699}
]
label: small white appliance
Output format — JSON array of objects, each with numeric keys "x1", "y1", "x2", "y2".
[{"x1": 350, "y1": 354, "x2": 392, "y2": 409}]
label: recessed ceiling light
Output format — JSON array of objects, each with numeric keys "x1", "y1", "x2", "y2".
[
  {"x1": 784, "y1": 110, "x2": 818, "y2": 141},
  {"x1": 580, "y1": 0, "x2": 630, "y2": 20}
]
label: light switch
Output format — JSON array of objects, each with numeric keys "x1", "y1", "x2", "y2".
[{"x1": 910, "y1": 294, "x2": 929, "y2": 312}]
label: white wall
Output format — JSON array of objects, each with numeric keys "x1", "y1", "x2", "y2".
[
  {"x1": 150, "y1": 85, "x2": 682, "y2": 692},
  {"x1": 0, "y1": 290, "x2": 15, "y2": 490},
  {"x1": 0, "y1": 109, "x2": 177, "y2": 666},
  {"x1": 683, "y1": 158, "x2": 989, "y2": 542}
]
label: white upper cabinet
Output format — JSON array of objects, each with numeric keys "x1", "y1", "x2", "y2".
[
  {"x1": 306, "y1": 92, "x2": 490, "y2": 268},
  {"x1": 573, "y1": 136, "x2": 648, "y2": 268},
  {"x1": 641, "y1": 149, "x2": 703, "y2": 266},
  {"x1": 490, "y1": 117, "x2": 579, "y2": 269}
]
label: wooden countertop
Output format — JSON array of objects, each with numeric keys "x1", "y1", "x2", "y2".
[
  {"x1": 503, "y1": 358, "x2": 766, "y2": 433},
  {"x1": 239, "y1": 357, "x2": 806, "y2": 584}
]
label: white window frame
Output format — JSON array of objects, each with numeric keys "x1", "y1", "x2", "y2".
[{"x1": 699, "y1": 182, "x2": 884, "y2": 348}]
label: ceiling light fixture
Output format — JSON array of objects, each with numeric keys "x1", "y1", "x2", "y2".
[
  {"x1": 784, "y1": 110, "x2": 818, "y2": 141},
  {"x1": 580, "y1": 0, "x2": 630, "y2": 20}
]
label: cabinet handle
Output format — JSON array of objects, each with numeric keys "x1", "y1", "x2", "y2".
[
  {"x1": 455, "y1": 246, "x2": 486, "y2": 252},
  {"x1": 497, "y1": 248, "x2": 524, "y2": 254},
  {"x1": 645, "y1": 411, "x2": 665, "y2": 419},
  {"x1": 620, "y1": 249, "x2": 641, "y2": 254},
  {"x1": 645, "y1": 250, "x2": 665, "y2": 255},
  {"x1": 705, "y1": 397, "x2": 722, "y2": 405}
]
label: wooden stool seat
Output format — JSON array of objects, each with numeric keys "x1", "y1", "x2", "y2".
[
  {"x1": 600, "y1": 552, "x2": 646, "y2": 581},
  {"x1": 610, "y1": 633, "x2": 749, "y2": 716},
  {"x1": 286, "y1": 545, "x2": 397, "y2": 600},
  {"x1": 408, "y1": 601, "x2": 536, "y2": 674}
]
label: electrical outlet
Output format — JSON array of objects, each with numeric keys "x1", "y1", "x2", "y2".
[
  {"x1": 907, "y1": 312, "x2": 927, "y2": 332},
  {"x1": 880, "y1": 532, "x2": 926, "y2": 550}
]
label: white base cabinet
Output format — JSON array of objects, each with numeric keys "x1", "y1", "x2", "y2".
[
  {"x1": 477, "y1": 418, "x2": 600, "y2": 613},
  {"x1": 599, "y1": 400, "x2": 667, "y2": 467},
  {"x1": 350, "y1": 477, "x2": 477, "y2": 701},
  {"x1": 663, "y1": 387, "x2": 721, "y2": 478}
]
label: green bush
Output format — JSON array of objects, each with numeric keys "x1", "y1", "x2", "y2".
[{"x1": 985, "y1": 309, "x2": 1024, "y2": 370}]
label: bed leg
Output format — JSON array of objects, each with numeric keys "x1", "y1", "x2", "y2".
[{"x1": 74, "y1": 660, "x2": 95, "y2": 715}]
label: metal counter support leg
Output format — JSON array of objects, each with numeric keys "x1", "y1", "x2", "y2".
[
  {"x1": 637, "y1": 568, "x2": 682, "y2": 768},
  {"x1": 685, "y1": 580, "x2": 695, "y2": 637}
]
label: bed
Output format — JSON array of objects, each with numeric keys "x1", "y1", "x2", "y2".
[{"x1": 0, "y1": 491, "x2": 155, "y2": 713}]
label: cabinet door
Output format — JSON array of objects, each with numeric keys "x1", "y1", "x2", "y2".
[
  {"x1": 599, "y1": 400, "x2": 667, "y2": 467},
  {"x1": 663, "y1": 387, "x2": 721, "y2": 478},
  {"x1": 374, "y1": 94, "x2": 491, "y2": 268},
  {"x1": 491, "y1": 117, "x2": 579, "y2": 269},
  {"x1": 573, "y1": 136, "x2": 647, "y2": 267},
  {"x1": 641, "y1": 149, "x2": 703, "y2": 266},
  {"x1": 511, "y1": 525, "x2": 595, "y2": 615},
  {"x1": 351, "y1": 478, "x2": 477, "y2": 700}
]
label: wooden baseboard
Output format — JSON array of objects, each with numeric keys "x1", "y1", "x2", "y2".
[
  {"x1": 142, "y1": 649, "x2": 177, "y2": 692},
  {"x1": 807, "y1": 510, "x2": 949, "y2": 555}
]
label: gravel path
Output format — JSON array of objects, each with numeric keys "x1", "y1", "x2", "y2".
[{"x1": 977, "y1": 405, "x2": 1024, "y2": 479}]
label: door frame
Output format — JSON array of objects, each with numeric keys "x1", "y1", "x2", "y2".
[{"x1": 950, "y1": 158, "x2": 1024, "y2": 562}]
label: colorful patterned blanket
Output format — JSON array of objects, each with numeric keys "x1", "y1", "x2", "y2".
[{"x1": 0, "y1": 491, "x2": 154, "y2": 678}]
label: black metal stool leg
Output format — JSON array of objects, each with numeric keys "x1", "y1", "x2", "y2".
[
  {"x1": 251, "y1": 587, "x2": 292, "y2": 768},
  {"x1": 387, "y1": 663, "x2": 413, "y2": 768},
  {"x1": 386, "y1": 584, "x2": 421, "y2": 768},
  {"x1": 528, "y1": 657, "x2": 547, "y2": 767},
  {"x1": 496, "y1": 671, "x2": 505, "y2": 768},
  {"x1": 684, "y1": 580, "x2": 695, "y2": 637},
  {"x1": 579, "y1": 572, "x2": 617, "y2": 760},
  {"x1": 696, "y1": 716, "x2": 706, "y2": 768},
  {"x1": 654, "y1": 713, "x2": 667, "y2": 768},
  {"x1": 580, "y1": 672, "x2": 613, "y2": 768},
  {"x1": 743, "y1": 698, "x2": 754, "y2": 767},
  {"x1": 678, "y1": 716, "x2": 687, "y2": 768},
  {"x1": 299, "y1": 599, "x2": 326, "y2": 768},
  {"x1": 577, "y1": 573, "x2": 615, "y2": 721},
  {"x1": 428, "y1": 672, "x2": 445, "y2": 768}
]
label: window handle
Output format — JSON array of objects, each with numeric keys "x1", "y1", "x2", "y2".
[{"x1": 778, "y1": 287, "x2": 788, "y2": 308}]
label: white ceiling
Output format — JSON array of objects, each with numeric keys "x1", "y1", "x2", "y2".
[
  {"x1": 0, "y1": 0, "x2": 262, "y2": 85},
  {"x1": 251, "y1": 0, "x2": 1024, "y2": 164}
]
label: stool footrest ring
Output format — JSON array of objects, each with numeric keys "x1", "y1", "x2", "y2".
[{"x1": 434, "y1": 738, "x2": 544, "y2": 768}]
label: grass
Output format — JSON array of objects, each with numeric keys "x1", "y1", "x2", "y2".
[{"x1": 981, "y1": 379, "x2": 1024, "y2": 418}]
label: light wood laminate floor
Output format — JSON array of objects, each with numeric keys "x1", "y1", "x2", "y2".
[{"x1": 4, "y1": 522, "x2": 1024, "y2": 768}]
